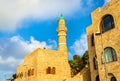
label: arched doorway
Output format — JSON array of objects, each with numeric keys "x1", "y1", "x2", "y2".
[
  {"x1": 96, "y1": 75, "x2": 100, "y2": 81},
  {"x1": 111, "y1": 77, "x2": 117, "y2": 81}
]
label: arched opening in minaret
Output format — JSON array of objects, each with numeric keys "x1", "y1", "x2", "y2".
[{"x1": 96, "y1": 75, "x2": 100, "y2": 81}]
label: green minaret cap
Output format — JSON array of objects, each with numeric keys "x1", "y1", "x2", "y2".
[{"x1": 59, "y1": 14, "x2": 64, "y2": 20}]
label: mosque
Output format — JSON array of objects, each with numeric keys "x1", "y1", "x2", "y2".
[
  {"x1": 15, "y1": 16, "x2": 72, "y2": 81},
  {"x1": 15, "y1": 0, "x2": 120, "y2": 81}
]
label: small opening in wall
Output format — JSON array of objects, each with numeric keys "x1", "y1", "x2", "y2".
[
  {"x1": 91, "y1": 33, "x2": 95, "y2": 46},
  {"x1": 46, "y1": 67, "x2": 51, "y2": 74},
  {"x1": 52, "y1": 67, "x2": 56, "y2": 74}
]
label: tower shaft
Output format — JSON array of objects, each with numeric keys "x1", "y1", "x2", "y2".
[{"x1": 57, "y1": 17, "x2": 67, "y2": 52}]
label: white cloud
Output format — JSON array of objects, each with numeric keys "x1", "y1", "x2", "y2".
[
  {"x1": 70, "y1": 34, "x2": 88, "y2": 56},
  {"x1": 0, "y1": 56, "x2": 22, "y2": 68},
  {"x1": 0, "y1": 0, "x2": 97, "y2": 32},
  {"x1": 0, "y1": 0, "x2": 81, "y2": 31},
  {"x1": 9, "y1": 36, "x2": 56, "y2": 56},
  {"x1": 104, "y1": 0, "x2": 109, "y2": 4},
  {"x1": 0, "y1": 35, "x2": 57, "y2": 71},
  {"x1": 48, "y1": 39, "x2": 57, "y2": 49}
]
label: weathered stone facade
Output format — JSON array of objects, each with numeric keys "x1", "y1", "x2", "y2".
[
  {"x1": 68, "y1": 67, "x2": 91, "y2": 81},
  {"x1": 15, "y1": 17, "x2": 71, "y2": 81},
  {"x1": 87, "y1": 0, "x2": 120, "y2": 81},
  {"x1": 15, "y1": 15, "x2": 92, "y2": 81}
]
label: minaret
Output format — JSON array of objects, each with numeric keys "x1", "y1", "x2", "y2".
[{"x1": 57, "y1": 15, "x2": 67, "y2": 52}]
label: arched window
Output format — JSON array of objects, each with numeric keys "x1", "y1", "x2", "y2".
[
  {"x1": 101, "y1": 15, "x2": 115, "y2": 33},
  {"x1": 21, "y1": 72, "x2": 23, "y2": 78},
  {"x1": 18, "y1": 73, "x2": 20, "y2": 78},
  {"x1": 20, "y1": 72, "x2": 23, "y2": 78},
  {"x1": 28, "y1": 69, "x2": 31, "y2": 76},
  {"x1": 96, "y1": 75, "x2": 100, "y2": 81},
  {"x1": 51, "y1": 67, "x2": 56, "y2": 74},
  {"x1": 46, "y1": 67, "x2": 56, "y2": 74},
  {"x1": 93, "y1": 57, "x2": 98, "y2": 70},
  {"x1": 46, "y1": 67, "x2": 51, "y2": 74},
  {"x1": 104, "y1": 47, "x2": 117, "y2": 63},
  {"x1": 111, "y1": 77, "x2": 117, "y2": 81},
  {"x1": 31, "y1": 69, "x2": 34, "y2": 75}
]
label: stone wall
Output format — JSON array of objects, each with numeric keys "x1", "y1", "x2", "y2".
[
  {"x1": 68, "y1": 67, "x2": 91, "y2": 81},
  {"x1": 87, "y1": 0, "x2": 120, "y2": 81},
  {"x1": 15, "y1": 48, "x2": 71, "y2": 81},
  {"x1": 36, "y1": 49, "x2": 71, "y2": 81},
  {"x1": 86, "y1": 26, "x2": 99, "y2": 81}
]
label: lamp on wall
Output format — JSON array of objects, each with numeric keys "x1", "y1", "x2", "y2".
[{"x1": 95, "y1": 32, "x2": 108, "y2": 81}]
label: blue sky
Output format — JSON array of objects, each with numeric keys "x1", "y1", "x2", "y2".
[{"x1": 0, "y1": 0, "x2": 107, "y2": 80}]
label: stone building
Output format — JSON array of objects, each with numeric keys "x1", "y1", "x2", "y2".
[
  {"x1": 86, "y1": 0, "x2": 120, "y2": 81},
  {"x1": 15, "y1": 16, "x2": 71, "y2": 81},
  {"x1": 15, "y1": 15, "x2": 91, "y2": 81}
]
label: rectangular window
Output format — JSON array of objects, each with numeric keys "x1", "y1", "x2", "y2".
[
  {"x1": 93, "y1": 57, "x2": 98, "y2": 70},
  {"x1": 91, "y1": 33, "x2": 95, "y2": 46},
  {"x1": 46, "y1": 67, "x2": 56, "y2": 74},
  {"x1": 46, "y1": 67, "x2": 51, "y2": 74},
  {"x1": 52, "y1": 67, "x2": 56, "y2": 74}
]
